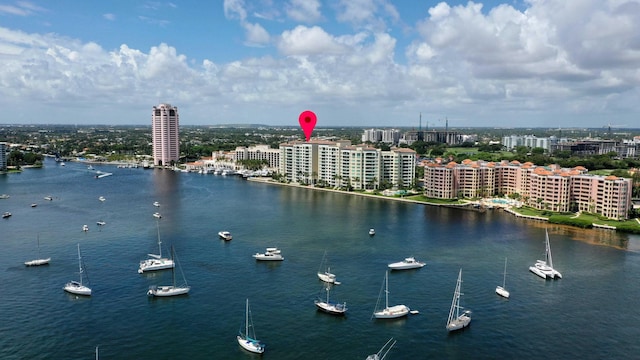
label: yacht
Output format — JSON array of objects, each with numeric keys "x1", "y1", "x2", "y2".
[
  {"x1": 253, "y1": 247, "x2": 284, "y2": 261},
  {"x1": 2, "y1": 212, "x2": 11, "y2": 219},
  {"x1": 153, "y1": 212, "x2": 162, "y2": 219},
  {"x1": 44, "y1": 195, "x2": 53, "y2": 201},
  {"x1": 153, "y1": 201, "x2": 160, "y2": 207},
  {"x1": 96, "y1": 221, "x2": 106, "y2": 226},
  {"x1": 388, "y1": 257, "x2": 425, "y2": 270},
  {"x1": 218, "y1": 231, "x2": 233, "y2": 241}
]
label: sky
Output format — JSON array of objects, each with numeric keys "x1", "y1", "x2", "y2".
[{"x1": 1, "y1": 0, "x2": 639, "y2": 129}]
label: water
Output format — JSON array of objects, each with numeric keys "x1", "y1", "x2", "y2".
[{"x1": 1, "y1": 158, "x2": 640, "y2": 359}]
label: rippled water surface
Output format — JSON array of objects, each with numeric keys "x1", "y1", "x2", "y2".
[{"x1": 1, "y1": 158, "x2": 640, "y2": 359}]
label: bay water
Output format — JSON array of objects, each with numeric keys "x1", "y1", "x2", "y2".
[{"x1": 1, "y1": 158, "x2": 640, "y2": 359}]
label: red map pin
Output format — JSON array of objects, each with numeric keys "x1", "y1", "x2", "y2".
[{"x1": 298, "y1": 110, "x2": 317, "y2": 142}]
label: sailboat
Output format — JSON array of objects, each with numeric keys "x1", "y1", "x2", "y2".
[
  {"x1": 365, "y1": 338, "x2": 396, "y2": 360},
  {"x1": 315, "y1": 285, "x2": 347, "y2": 316},
  {"x1": 317, "y1": 251, "x2": 340, "y2": 285},
  {"x1": 446, "y1": 268, "x2": 470, "y2": 332},
  {"x1": 24, "y1": 234, "x2": 51, "y2": 266},
  {"x1": 373, "y1": 271, "x2": 410, "y2": 319},
  {"x1": 64, "y1": 243, "x2": 92, "y2": 296},
  {"x1": 529, "y1": 229, "x2": 562, "y2": 280},
  {"x1": 237, "y1": 298, "x2": 265, "y2": 354},
  {"x1": 496, "y1": 257, "x2": 510, "y2": 298},
  {"x1": 138, "y1": 220, "x2": 174, "y2": 273},
  {"x1": 147, "y1": 246, "x2": 190, "y2": 297}
]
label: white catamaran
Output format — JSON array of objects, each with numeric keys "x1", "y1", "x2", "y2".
[
  {"x1": 529, "y1": 229, "x2": 562, "y2": 280},
  {"x1": 138, "y1": 220, "x2": 174, "y2": 274}
]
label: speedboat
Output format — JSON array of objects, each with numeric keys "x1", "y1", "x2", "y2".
[
  {"x1": 388, "y1": 257, "x2": 425, "y2": 270},
  {"x1": 253, "y1": 247, "x2": 284, "y2": 261},
  {"x1": 2, "y1": 212, "x2": 11, "y2": 219},
  {"x1": 153, "y1": 212, "x2": 162, "y2": 219},
  {"x1": 218, "y1": 231, "x2": 233, "y2": 241}
]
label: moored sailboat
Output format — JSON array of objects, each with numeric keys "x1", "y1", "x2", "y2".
[
  {"x1": 138, "y1": 220, "x2": 174, "y2": 273},
  {"x1": 64, "y1": 244, "x2": 92, "y2": 296},
  {"x1": 529, "y1": 229, "x2": 562, "y2": 280},
  {"x1": 147, "y1": 246, "x2": 190, "y2": 297},
  {"x1": 24, "y1": 234, "x2": 51, "y2": 266},
  {"x1": 317, "y1": 251, "x2": 340, "y2": 285},
  {"x1": 315, "y1": 285, "x2": 347, "y2": 316},
  {"x1": 446, "y1": 268, "x2": 470, "y2": 332},
  {"x1": 373, "y1": 271, "x2": 409, "y2": 319},
  {"x1": 237, "y1": 298, "x2": 265, "y2": 354},
  {"x1": 496, "y1": 257, "x2": 510, "y2": 298}
]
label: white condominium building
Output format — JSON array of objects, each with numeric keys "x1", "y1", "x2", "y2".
[
  {"x1": 235, "y1": 145, "x2": 280, "y2": 170},
  {"x1": 280, "y1": 141, "x2": 416, "y2": 190},
  {"x1": 152, "y1": 103, "x2": 180, "y2": 166}
]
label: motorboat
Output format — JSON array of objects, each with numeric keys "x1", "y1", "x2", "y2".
[
  {"x1": 218, "y1": 231, "x2": 233, "y2": 241},
  {"x1": 0, "y1": 194, "x2": 9, "y2": 199},
  {"x1": 153, "y1": 201, "x2": 160, "y2": 207},
  {"x1": 153, "y1": 212, "x2": 162, "y2": 219},
  {"x1": 147, "y1": 246, "x2": 190, "y2": 297},
  {"x1": 31, "y1": 203, "x2": 37, "y2": 208},
  {"x1": 96, "y1": 221, "x2": 106, "y2": 226},
  {"x1": 446, "y1": 268, "x2": 471, "y2": 332},
  {"x1": 237, "y1": 299, "x2": 265, "y2": 354},
  {"x1": 2, "y1": 212, "x2": 11, "y2": 219},
  {"x1": 98, "y1": 196, "x2": 106, "y2": 202},
  {"x1": 82, "y1": 224, "x2": 89, "y2": 232},
  {"x1": 388, "y1": 257, "x2": 425, "y2": 270},
  {"x1": 369, "y1": 228, "x2": 376, "y2": 236},
  {"x1": 138, "y1": 221, "x2": 175, "y2": 273},
  {"x1": 253, "y1": 247, "x2": 284, "y2": 261},
  {"x1": 373, "y1": 271, "x2": 410, "y2": 319},
  {"x1": 529, "y1": 229, "x2": 562, "y2": 280},
  {"x1": 44, "y1": 196, "x2": 53, "y2": 201},
  {"x1": 315, "y1": 285, "x2": 347, "y2": 316},
  {"x1": 63, "y1": 244, "x2": 92, "y2": 296}
]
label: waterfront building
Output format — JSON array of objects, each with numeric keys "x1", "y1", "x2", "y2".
[
  {"x1": 0, "y1": 142, "x2": 7, "y2": 171},
  {"x1": 152, "y1": 103, "x2": 179, "y2": 167},
  {"x1": 235, "y1": 145, "x2": 280, "y2": 170},
  {"x1": 423, "y1": 160, "x2": 631, "y2": 220},
  {"x1": 280, "y1": 141, "x2": 416, "y2": 190}
]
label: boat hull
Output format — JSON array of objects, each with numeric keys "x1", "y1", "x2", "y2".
[
  {"x1": 147, "y1": 285, "x2": 190, "y2": 297},
  {"x1": 24, "y1": 258, "x2": 51, "y2": 266},
  {"x1": 64, "y1": 281, "x2": 92, "y2": 296},
  {"x1": 138, "y1": 258, "x2": 175, "y2": 273},
  {"x1": 253, "y1": 254, "x2": 284, "y2": 261},
  {"x1": 388, "y1": 262, "x2": 425, "y2": 270},
  {"x1": 495, "y1": 286, "x2": 510, "y2": 299},
  {"x1": 374, "y1": 305, "x2": 410, "y2": 319},
  {"x1": 317, "y1": 272, "x2": 336, "y2": 283},
  {"x1": 315, "y1": 300, "x2": 347, "y2": 315},
  {"x1": 237, "y1": 336, "x2": 264, "y2": 354},
  {"x1": 447, "y1": 314, "x2": 471, "y2": 332}
]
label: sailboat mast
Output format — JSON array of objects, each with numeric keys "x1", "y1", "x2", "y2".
[
  {"x1": 156, "y1": 219, "x2": 162, "y2": 258},
  {"x1": 503, "y1": 257, "x2": 507, "y2": 288},
  {"x1": 171, "y1": 247, "x2": 176, "y2": 287},
  {"x1": 245, "y1": 298, "x2": 249, "y2": 337},
  {"x1": 385, "y1": 271, "x2": 389, "y2": 308},
  {"x1": 546, "y1": 230, "x2": 554, "y2": 268},
  {"x1": 77, "y1": 244, "x2": 83, "y2": 285}
]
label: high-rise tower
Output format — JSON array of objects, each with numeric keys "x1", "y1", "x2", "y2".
[{"x1": 152, "y1": 103, "x2": 180, "y2": 167}]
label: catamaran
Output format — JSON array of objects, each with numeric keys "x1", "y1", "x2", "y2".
[
  {"x1": 138, "y1": 220, "x2": 174, "y2": 273},
  {"x1": 529, "y1": 229, "x2": 562, "y2": 279}
]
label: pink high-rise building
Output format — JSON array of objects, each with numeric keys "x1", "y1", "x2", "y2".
[{"x1": 152, "y1": 103, "x2": 180, "y2": 166}]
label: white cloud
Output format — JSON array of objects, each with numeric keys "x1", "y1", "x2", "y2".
[
  {"x1": 223, "y1": 0, "x2": 247, "y2": 21},
  {"x1": 103, "y1": 13, "x2": 116, "y2": 21},
  {"x1": 286, "y1": 0, "x2": 322, "y2": 23},
  {"x1": 277, "y1": 26, "x2": 350, "y2": 56},
  {"x1": 334, "y1": 0, "x2": 399, "y2": 31},
  {"x1": 243, "y1": 22, "x2": 271, "y2": 47}
]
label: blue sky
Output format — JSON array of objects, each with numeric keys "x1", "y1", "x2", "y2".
[{"x1": 0, "y1": 0, "x2": 639, "y2": 129}]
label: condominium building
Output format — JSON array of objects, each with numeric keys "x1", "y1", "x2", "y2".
[
  {"x1": 152, "y1": 103, "x2": 180, "y2": 166},
  {"x1": 234, "y1": 145, "x2": 280, "y2": 170},
  {"x1": 424, "y1": 159, "x2": 632, "y2": 220},
  {"x1": 280, "y1": 140, "x2": 416, "y2": 190},
  {"x1": 0, "y1": 142, "x2": 7, "y2": 171}
]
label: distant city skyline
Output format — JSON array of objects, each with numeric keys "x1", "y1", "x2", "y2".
[{"x1": 1, "y1": 1, "x2": 639, "y2": 129}]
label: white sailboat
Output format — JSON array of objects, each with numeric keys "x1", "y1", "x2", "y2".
[
  {"x1": 317, "y1": 251, "x2": 340, "y2": 285},
  {"x1": 529, "y1": 229, "x2": 562, "y2": 280},
  {"x1": 64, "y1": 244, "x2": 92, "y2": 296},
  {"x1": 237, "y1": 298, "x2": 265, "y2": 354},
  {"x1": 496, "y1": 257, "x2": 510, "y2": 298},
  {"x1": 365, "y1": 338, "x2": 396, "y2": 360},
  {"x1": 138, "y1": 220, "x2": 174, "y2": 273},
  {"x1": 446, "y1": 268, "x2": 471, "y2": 332},
  {"x1": 24, "y1": 234, "x2": 51, "y2": 266},
  {"x1": 147, "y1": 246, "x2": 190, "y2": 297},
  {"x1": 373, "y1": 271, "x2": 410, "y2": 319}
]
